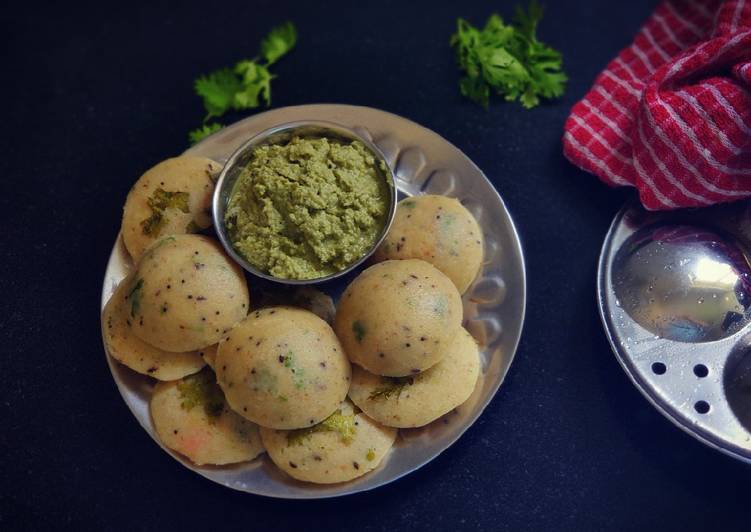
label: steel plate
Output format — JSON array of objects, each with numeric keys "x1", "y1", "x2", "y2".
[{"x1": 101, "y1": 104, "x2": 526, "y2": 497}]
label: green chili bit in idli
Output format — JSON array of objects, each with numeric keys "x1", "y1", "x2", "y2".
[
  {"x1": 225, "y1": 135, "x2": 390, "y2": 279},
  {"x1": 287, "y1": 409, "x2": 356, "y2": 446},
  {"x1": 177, "y1": 368, "x2": 225, "y2": 419},
  {"x1": 368, "y1": 376, "x2": 414, "y2": 401},
  {"x1": 141, "y1": 188, "x2": 190, "y2": 236}
]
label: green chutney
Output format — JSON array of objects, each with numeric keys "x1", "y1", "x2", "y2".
[{"x1": 225, "y1": 136, "x2": 390, "y2": 279}]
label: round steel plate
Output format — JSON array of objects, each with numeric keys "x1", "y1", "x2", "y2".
[{"x1": 101, "y1": 104, "x2": 526, "y2": 498}]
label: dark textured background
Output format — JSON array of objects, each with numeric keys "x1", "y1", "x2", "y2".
[{"x1": 2, "y1": 1, "x2": 749, "y2": 530}]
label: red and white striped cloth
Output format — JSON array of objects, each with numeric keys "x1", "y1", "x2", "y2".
[{"x1": 563, "y1": 0, "x2": 751, "y2": 210}]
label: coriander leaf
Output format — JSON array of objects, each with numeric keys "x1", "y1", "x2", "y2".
[
  {"x1": 368, "y1": 376, "x2": 414, "y2": 401},
  {"x1": 189, "y1": 123, "x2": 223, "y2": 145},
  {"x1": 513, "y1": 0, "x2": 543, "y2": 41},
  {"x1": 233, "y1": 61, "x2": 274, "y2": 108},
  {"x1": 194, "y1": 69, "x2": 243, "y2": 119},
  {"x1": 127, "y1": 278, "x2": 144, "y2": 318},
  {"x1": 260, "y1": 22, "x2": 297, "y2": 65},
  {"x1": 140, "y1": 188, "x2": 191, "y2": 236},
  {"x1": 189, "y1": 21, "x2": 297, "y2": 144},
  {"x1": 352, "y1": 320, "x2": 366, "y2": 343},
  {"x1": 450, "y1": 2, "x2": 566, "y2": 109}
]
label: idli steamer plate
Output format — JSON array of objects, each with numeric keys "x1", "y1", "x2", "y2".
[
  {"x1": 599, "y1": 201, "x2": 751, "y2": 463},
  {"x1": 101, "y1": 104, "x2": 527, "y2": 498}
]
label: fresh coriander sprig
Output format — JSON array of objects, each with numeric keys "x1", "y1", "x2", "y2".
[
  {"x1": 189, "y1": 22, "x2": 297, "y2": 144},
  {"x1": 188, "y1": 123, "x2": 223, "y2": 145},
  {"x1": 450, "y1": 1, "x2": 566, "y2": 109}
]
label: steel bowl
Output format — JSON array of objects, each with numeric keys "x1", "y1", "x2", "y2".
[{"x1": 212, "y1": 120, "x2": 397, "y2": 284}]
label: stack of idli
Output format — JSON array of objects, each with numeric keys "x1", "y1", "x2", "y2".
[{"x1": 339, "y1": 195, "x2": 484, "y2": 428}]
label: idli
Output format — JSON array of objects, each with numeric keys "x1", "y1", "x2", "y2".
[
  {"x1": 129, "y1": 234, "x2": 249, "y2": 352},
  {"x1": 348, "y1": 328, "x2": 480, "y2": 427},
  {"x1": 334, "y1": 259, "x2": 463, "y2": 376},
  {"x1": 102, "y1": 275, "x2": 205, "y2": 380},
  {"x1": 122, "y1": 156, "x2": 220, "y2": 261},
  {"x1": 151, "y1": 368, "x2": 265, "y2": 466},
  {"x1": 216, "y1": 307, "x2": 350, "y2": 430},
  {"x1": 373, "y1": 195, "x2": 483, "y2": 293},
  {"x1": 260, "y1": 400, "x2": 396, "y2": 484}
]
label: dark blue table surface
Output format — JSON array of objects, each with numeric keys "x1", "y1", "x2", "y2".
[{"x1": 2, "y1": 1, "x2": 748, "y2": 530}]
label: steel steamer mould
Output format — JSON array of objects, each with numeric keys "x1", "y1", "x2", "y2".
[{"x1": 599, "y1": 201, "x2": 751, "y2": 462}]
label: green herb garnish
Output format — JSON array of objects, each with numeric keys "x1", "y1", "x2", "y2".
[
  {"x1": 140, "y1": 188, "x2": 190, "y2": 237},
  {"x1": 260, "y1": 21, "x2": 298, "y2": 65},
  {"x1": 185, "y1": 220, "x2": 201, "y2": 233},
  {"x1": 287, "y1": 409, "x2": 356, "y2": 446},
  {"x1": 189, "y1": 22, "x2": 297, "y2": 144},
  {"x1": 176, "y1": 368, "x2": 225, "y2": 419},
  {"x1": 127, "y1": 278, "x2": 144, "y2": 318},
  {"x1": 188, "y1": 123, "x2": 223, "y2": 145},
  {"x1": 352, "y1": 320, "x2": 366, "y2": 343},
  {"x1": 368, "y1": 376, "x2": 414, "y2": 401},
  {"x1": 450, "y1": 1, "x2": 566, "y2": 109},
  {"x1": 432, "y1": 294, "x2": 448, "y2": 318},
  {"x1": 282, "y1": 351, "x2": 306, "y2": 389}
]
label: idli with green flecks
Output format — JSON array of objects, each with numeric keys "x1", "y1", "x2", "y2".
[
  {"x1": 215, "y1": 307, "x2": 351, "y2": 430},
  {"x1": 102, "y1": 275, "x2": 206, "y2": 380},
  {"x1": 373, "y1": 195, "x2": 484, "y2": 294},
  {"x1": 122, "y1": 155, "x2": 220, "y2": 262},
  {"x1": 260, "y1": 399, "x2": 396, "y2": 484},
  {"x1": 129, "y1": 234, "x2": 249, "y2": 352},
  {"x1": 348, "y1": 328, "x2": 481, "y2": 428},
  {"x1": 334, "y1": 259, "x2": 463, "y2": 377},
  {"x1": 150, "y1": 368, "x2": 265, "y2": 466}
]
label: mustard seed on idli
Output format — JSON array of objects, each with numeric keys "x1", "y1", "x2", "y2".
[
  {"x1": 334, "y1": 259, "x2": 463, "y2": 377},
  {"x1": 216, "y1": 307, "x2": 350, "y2": 430}
]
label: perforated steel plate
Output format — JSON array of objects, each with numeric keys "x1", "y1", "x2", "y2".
[{"x1": 599, "y1": 201, "x2": 751, "y2": 464}]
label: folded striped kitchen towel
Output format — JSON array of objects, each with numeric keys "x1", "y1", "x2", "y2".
[{"x1": 563, "y1": 0, "x2": 751, "y2": 210}]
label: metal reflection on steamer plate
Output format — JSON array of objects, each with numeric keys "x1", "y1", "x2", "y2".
[{"x1": 612, "y1": 224, "x2": 751, "y2": 343}]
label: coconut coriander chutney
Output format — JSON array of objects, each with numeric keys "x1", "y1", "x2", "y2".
[{"x1": 225, "y1": 136, "x2": 389, "y2": 279}]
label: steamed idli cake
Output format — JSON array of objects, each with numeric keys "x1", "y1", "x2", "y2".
[
  {"x1": 373, "y1": 195, "x2": 484, "y2": 293},
  {"x1": 260, "y1": 400, "x2": 396, "y2": 484},
  {"x1": 150, "y1": 368, "x2": 265, "y2": 466},
  {"x1": 102, "y1": 275, "x2": 205, "y2": 380},
  {"x1": 334, "y1": 259, "x2": 463, "y2": 377},
  {"x1": 348, "y1": 328, "x2": 481, "y2": 428},
  {"x1": 122, "y1": 156, "x2": 220, "y2": 261},
  {"x1": 216, "y1": 307, "x2": 351, "y2": 430},
  {"x1": 129, "y1": 234, "x2": 249, "y2": 352}
]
